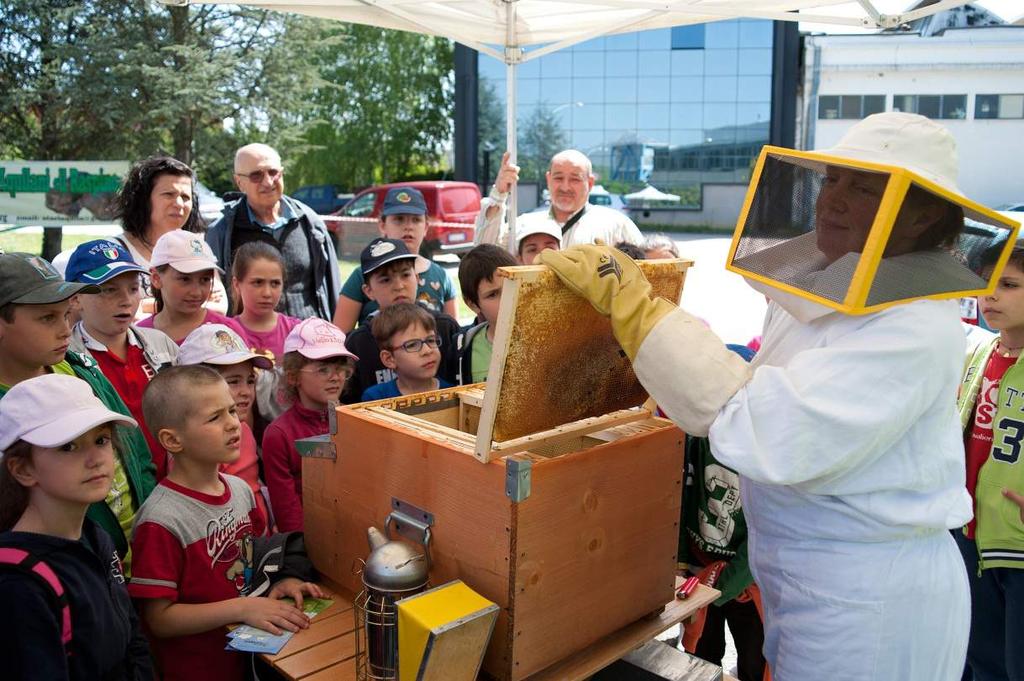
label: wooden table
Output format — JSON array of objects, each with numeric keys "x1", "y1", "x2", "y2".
[{"x1": 261, "y1": 578, "x2": 719, "y2": 681}]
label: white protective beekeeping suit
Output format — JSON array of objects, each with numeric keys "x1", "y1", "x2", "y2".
[{"x1": 541, "y1": 112, "x2": 1020, "y2": 681}]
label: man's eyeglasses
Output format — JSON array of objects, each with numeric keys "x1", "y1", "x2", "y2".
[
  {"x1": 300, "y1": 363, "x2": 352, "y2": 379},
  {"x1": 237, "y1": 168, "x2": 283, "y2": 184},
  {"x1": 390, "y1": 335, "x2": 441, "y2": 354}
]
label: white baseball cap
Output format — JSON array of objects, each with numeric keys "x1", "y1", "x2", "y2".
[
  {"x1": 0, "y1": 374, "x2": 138, "y2": 454},
  {"x1": 176, "y1": 324, "x2": 273, "y2": 370},
  {"x1": 516, "y1": 222, "x2": 563, "y2": 250},
  {"x1": 283, "y1": 318, "x2": 359, "y2": 361},
  {"x1": 151, "y1": 229, "x2": 224, "y2": 274}
]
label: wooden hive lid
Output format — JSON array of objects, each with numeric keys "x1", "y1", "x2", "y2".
[{"x1": 473, "y1": 258, "x2": 691, "y2": 463}]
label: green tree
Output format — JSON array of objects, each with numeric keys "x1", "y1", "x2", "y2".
[
  {"x1": 518, "y1": 103, "x2": 567, "y2": 182},
  {"x1": 286, "y1": 24, "x2": 454, "y2": 190},
  {"x1": 478, "y1": 76, "x2": 505, "y2": 185}
]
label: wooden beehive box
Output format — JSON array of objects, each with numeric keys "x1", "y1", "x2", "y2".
[{"x1": 302, "y1": 260, "x2": 691, "y2": 680}]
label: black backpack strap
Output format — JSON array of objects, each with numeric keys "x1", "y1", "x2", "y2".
[{"x1": 0, "y1": 547, "x2": 71, "y2": 654}]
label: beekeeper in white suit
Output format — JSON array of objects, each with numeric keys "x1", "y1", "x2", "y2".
[{"x1": 540, "y1": 113, "x2": 1012, "y2": 680}]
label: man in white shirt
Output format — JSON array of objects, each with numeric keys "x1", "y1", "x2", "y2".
[{"x1": 475, "y1": 149, "x2": 644, "y2": 251}]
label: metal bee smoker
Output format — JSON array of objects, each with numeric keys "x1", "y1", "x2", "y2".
[{"x1": 354, "y1": 499, "x2": 432, "y2": 680}]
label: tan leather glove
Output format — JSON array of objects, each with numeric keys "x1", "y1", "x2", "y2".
[{"x1": 537, "y1": 244, "x2": 675, "y2": 359}]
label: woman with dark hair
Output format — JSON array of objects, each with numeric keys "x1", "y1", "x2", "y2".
[
  {"x1": 50, "y1": 156, "x2": 228, "y2": 315},
  {"x1": 112, "y1": 156, "x2": 228, "y2": 315}
]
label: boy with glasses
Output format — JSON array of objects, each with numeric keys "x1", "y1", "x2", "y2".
[
  {"x1": 362, "y1": 303, "x2": 454, "y2": 401},
  {"x1": 343, "y1": 238, "x2": 459, "y2": 402}
]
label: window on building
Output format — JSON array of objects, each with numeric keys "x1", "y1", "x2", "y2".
[
  {"x1": 893, "y1": 94, "x2": 967, "y2": 119},
  {"x1": 976, "y1": 94, "x2": 1024, "y2": 119},
  {"x1": 817, "y1": 95, "x2": 885, "y2": 120},
  {"x1": 671, "y1": 25, "x2": 705, "y2": 50}
]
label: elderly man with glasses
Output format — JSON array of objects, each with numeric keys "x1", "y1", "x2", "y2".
[
  {"x1": 475, "y1": 149, "x2": 644, "y2": 254},
  {"x1": 206, "y1": 143, "x2": 341, "y2": 320}
]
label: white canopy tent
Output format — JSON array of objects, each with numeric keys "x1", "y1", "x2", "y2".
[
  {"x1": 625, "y1": 184, "x2": 682, "y2": 205},
  {"x1": 161, "y1": 0, "x2": 970, "y2": 243}
]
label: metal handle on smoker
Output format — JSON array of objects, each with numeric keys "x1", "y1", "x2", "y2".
[{"x1": 384, "y1": 499, "x2": 434, "y2": 571}]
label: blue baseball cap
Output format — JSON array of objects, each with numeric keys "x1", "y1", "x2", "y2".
[
  {"x1": 381, "y1": 187, "x2": 427, "y2": 217},
  {"x1": 65, "y1": 240, "x2": 148, "y2": 285}
]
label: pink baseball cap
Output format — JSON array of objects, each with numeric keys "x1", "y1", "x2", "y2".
[
  {"x1": 283, "y1": 318, "x2": 359, "y2": 361},
  {"x1": 0, "y1": 374, "x2": 137, "y2": 454},
  {"x1": 150, "y1": 229, "x2": 224, "y2": 274}
]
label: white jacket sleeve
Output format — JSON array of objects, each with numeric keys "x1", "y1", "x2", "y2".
[
  {"x1": 474, "y1": 197, "x2": 508, "y2": 248},
  {"x1": 708, "y1": 307, "x2": 963, "y2": 490}
]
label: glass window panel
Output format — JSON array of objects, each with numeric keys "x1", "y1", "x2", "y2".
[
  {"x1": 670, "y1": 102, "x2": 703, "y2": 129},
  {"x1": 540, "y1": 53, "x2": 572, "y2": 78},
  {"x1": 606, "y1": 51, "x2": 638, "y2": 77},
  {"x1": 705, "y1": 20, "x2": 739, "y2": 49},
  {"x1": 863, "y1": 95, "x2": 886, "y2": 116},
  {"x1": 606, "y1": 32, "x2": 639, "y2": 51},
  {"x1": 638, "y1": 103, "x2": 671, "y2": 129},
  {"x1": 671, "y1": 50, "x2": 704, "y2": 76},
  {"x1": 917, "y1": 95, "x2": 940, "y2": 118},
  {"x1": 736, "y1": 102, "x2": 770, "y2": 126},
  {"x1": 640, "y1": 130, "x2": 670, "y2": 146},
  {"x1": 517, "y1": 78, "x2": 541, "y2": 105},
  {"x1": 573, "y1": 37, "x2": 606, "y2": 51},
  {"x1": 737, "y1": 48, "x2": 773, "y2": 76},
  {"x1": 517, "y1": 58, "x2": 541, "y2": 78},
  {"x1": 893, "y1": 94, "x2": 916, "y2": 113},
  {"x1": 638, "y1": 28, "x2": 672, "y2": 51},
  {"x1": 670, "y1": 129, "x2": 703, "y2": 147},
  {"x1": 541, "y1": 78, "x2": 573, "y2": 104},
  {"x1": 704, "y1": 76, "x2": 737, "y2": 103},
  {"x1": 941, "y1": 95, "x2": 966, "y2": 120},
  {"x1": 703, "y1": 102, "x2": 737, "y2": 130},
  {"x1": 671, "y1": 77, "x2": 704, "y2": 103},
  {"x1": 736, "y1": 76, "x2": 771, "y2": 103},
  {"x1": 739, "y1": 20, "x2": 773, "y2": 48},
  {"x1": 1001, "y1": 95, "x2": 1024, "y2": 119},
  {"x1": 605, "y1": 78, "x2": 638, "y2": 104},
  {"x1": 572, "y1": 130, "x2": 605, "y2": 153},
  {"x1": 671, "y1": 25, "x2": 705, "y2": 50},
  {"x1": 478, "y1": 57, "x2": 506, "y2": 82},
  {"x1": 573, "y1": 103, "x2": 605, "y2": 130},
  {"x1": 574, "y1": 78, "x2": 605, "y2": 105},
  {"x1": 841, "y1": 96, "x2": 861, "y2": 119},
  {"x1": 638, "y1": 77, "x2": 671, "y2": 103},
  {"x1": 573, "y1": 53, "x2": 604, "y2": 78},
  {"x1": 975, "y1": 94, "x2": 999, "y2": 119},
  {"x1": 818, "y1": 95, "x2": 840, "y2": 119},
  {"x1": 605, "y1": 104, "x2": 637, "y2": 130},
  {"x1": 705, "y1": 49, "x2": 738, "y2": 76},
  {"x1": 638, "y1": 52, "x2": 671, "y2": 77}
]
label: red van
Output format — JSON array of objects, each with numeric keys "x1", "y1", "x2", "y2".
[{"x1": 322, "y1": 181, "x2": 480, "y2": 260}]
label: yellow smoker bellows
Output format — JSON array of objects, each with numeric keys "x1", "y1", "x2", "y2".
[{"x1": 397, "y1": 580, "x2": 499, "y2": 681}]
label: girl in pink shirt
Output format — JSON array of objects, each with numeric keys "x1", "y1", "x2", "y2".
[{"x1": 230, "y1": 242, "x2": 302, "y2": 365}]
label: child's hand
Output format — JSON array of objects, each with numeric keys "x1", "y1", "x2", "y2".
[
  {"x1": 268, "y1": 577, "x2": 324, "y2": 612},
  {"x1": 1003, "y1": 488, "x2": 1024, "y2": 524},
  {"x1": 237, "y1": 596, "x2": 310, "y2": 636}
]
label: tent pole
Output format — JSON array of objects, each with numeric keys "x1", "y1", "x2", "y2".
[{"x1": 505, "y1": 0, "x2": 518, "y2": 252}]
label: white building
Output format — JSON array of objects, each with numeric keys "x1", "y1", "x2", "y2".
[{"x1": 798, "y1": 10, "x2": 1024, "y2": 207}]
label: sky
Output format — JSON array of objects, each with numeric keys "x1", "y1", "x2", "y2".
[{"x1": 800, "y1": 0, "x2": 1023, "y2": 33}]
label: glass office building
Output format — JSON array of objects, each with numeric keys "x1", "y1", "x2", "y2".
[{"x1": 476, "y1": 19, "x2": 776, "y2": 210}]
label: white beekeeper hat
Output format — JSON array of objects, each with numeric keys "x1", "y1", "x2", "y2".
[{"x1": 0, "y1": 374, "x2": 138, "y2": 454}]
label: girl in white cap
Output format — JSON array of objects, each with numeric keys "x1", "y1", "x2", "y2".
[
  {"x1": 137, "y1": 229, "x2": 247, "y2": 344},
  {"x1": 0, "y1": 374, "x2": 153, "y2": 680}
]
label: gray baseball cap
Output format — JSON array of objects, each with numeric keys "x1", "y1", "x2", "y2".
[{"x1": 0, "y1": 252, "x2": 99, "y2": 308}]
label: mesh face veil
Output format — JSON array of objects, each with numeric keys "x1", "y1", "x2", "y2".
[{"x1": 726, "y1": 120, "x2": 1019, "y2": 315}]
